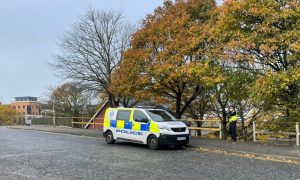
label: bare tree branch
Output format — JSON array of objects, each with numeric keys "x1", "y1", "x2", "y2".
[{"x1": 50, "y1": 8, "x2": 135, "y2": 106}]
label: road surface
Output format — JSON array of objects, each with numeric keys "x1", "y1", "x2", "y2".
[{"x1": 0, "y1": 127, "x2": 299, "y2": 180}]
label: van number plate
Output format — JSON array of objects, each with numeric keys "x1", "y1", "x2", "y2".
[{"x1": 177, "y1": 137, "x2": 186, "y2": 141}]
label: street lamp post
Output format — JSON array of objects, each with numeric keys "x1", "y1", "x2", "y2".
[{"x1": 52, "y1": 96, "x2": 56, "y2": 127}]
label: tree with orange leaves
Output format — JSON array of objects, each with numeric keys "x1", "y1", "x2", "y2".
[{"x1": 111, "y1": 0, "x2": 222, "y2": 118}]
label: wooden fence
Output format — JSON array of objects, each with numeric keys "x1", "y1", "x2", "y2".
[
  {"x1": 253, "y1": 121, "x2": 300, "y2": 147},
  {"x1": 180, "y1": 119, "x2": 222, "y2": 139}
]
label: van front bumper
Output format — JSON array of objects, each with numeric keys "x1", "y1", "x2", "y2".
[{"x1": 158, "y1": 134, "x2": 189, "y2": 146}]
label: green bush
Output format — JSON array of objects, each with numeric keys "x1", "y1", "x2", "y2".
[{"x1": 0, "y1": 105, "x2": 17, "y2": 125}]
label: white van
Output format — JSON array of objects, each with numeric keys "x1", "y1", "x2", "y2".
[{"x1": 103, "y1": 107, "x2": 189, "y2": 149}]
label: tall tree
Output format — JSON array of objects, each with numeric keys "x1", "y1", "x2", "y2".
[
  {"x1": 47, "y1": 83, "x2": 95, "y2": 117},
  {"x1": 111, "y1": 0, "x2": 221, "y2": 118},
  {"x1": 213, "y1": 0, "x2": 300, "y2": 121},
  {"x1": 208, "y1": 61, "x2": 257, "y2": 139},
  {"x1": 52, "y1": 8, "x2": 135, "y2": 107}
]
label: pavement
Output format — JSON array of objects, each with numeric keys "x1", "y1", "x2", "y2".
[
  {"x1": 9, "y1": 125, "x2": 300, "y2": 164},
  {"x1": 190, "y1": 138, "x2": 300, "y2": 164},
  {"x1": 1, "y1": 126, "x2": 299, "y2": 180}
]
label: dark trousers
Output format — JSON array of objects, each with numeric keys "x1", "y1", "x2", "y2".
[{"x1": 229, "y1": 121, "x2": 237, "y2": 141}]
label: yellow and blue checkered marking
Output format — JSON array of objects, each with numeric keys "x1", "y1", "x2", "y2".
[
  {"x1": 124, "y1": 121, "x2": 132, "y2": 129},
  {"x1": 141, "y1": 123, "x2": 149, "y2": 131},
  {"x1": 111, "y1": 120, "x2": 150, "y2": 132},
  {"x1": 110, "y1": 120, "x2": 117, "y2": 128}
]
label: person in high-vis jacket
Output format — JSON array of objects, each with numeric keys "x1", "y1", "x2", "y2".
[{"x1": 228, "y1": 107, "x2": 237, "y2": 142}]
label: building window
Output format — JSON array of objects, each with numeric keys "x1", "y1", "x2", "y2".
[
  {"x1": 18, "y1": 106, "x2": 20, "y2": 109},
  {"x1": 27, "y1": 105, "x2": 32, "y2": 115},
  {"x1": 23, "y1": 105, "x2": 25, "y2": 109}
]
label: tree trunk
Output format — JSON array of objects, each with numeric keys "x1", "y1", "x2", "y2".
[
  {"x1": 197, "y1": 113, "x2": 204, "y2": 137},
  {"x1": 221, "y1": 108, "x2": 227, "y2": 140},
  {"x1": 241, "y1": 118, "x2": 247, "y2": 141},
  {"x1": 175, "y1": 95, "x2": 182, "y2": 119},
  {"x1": 108, "y1": 93, "x2": 118, "y2": 107}
]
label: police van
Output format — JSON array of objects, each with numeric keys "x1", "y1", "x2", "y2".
[{"x1": 103, "y1": 107, "x2": 189, "y2": 149}]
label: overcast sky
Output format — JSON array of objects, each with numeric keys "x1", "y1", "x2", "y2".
[{"x1": 0, "y1": 0, "x2": 164, "y2": 103}]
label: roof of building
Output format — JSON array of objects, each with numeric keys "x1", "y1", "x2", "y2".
[{"x1": 14, "y1": 96, "x2": 38, "y2": 102}]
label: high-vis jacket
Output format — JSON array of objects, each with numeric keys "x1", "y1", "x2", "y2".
[
  {"x1": 229, "y1": 115, "x2": 238, "y2": 122},
  {"x1": 228, "y1": 111, "x2": 238, "y2": 122}
]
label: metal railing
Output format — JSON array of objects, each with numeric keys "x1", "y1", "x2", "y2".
[
  {"x1": 71, "y1": 117, "x2": 103, "y2": 129},
  {"x1": 72, "y1": 121, "x2": 103, "y2": 129},
  {"x1": 25, "y1": 116, "x2": 103, "y2": 128},
  {"x1": 253, "y1": 121, "x2": 300, "y2": 147},
  {"x1": 296, "y1": 122, "x2": 299, "y2": 147}
]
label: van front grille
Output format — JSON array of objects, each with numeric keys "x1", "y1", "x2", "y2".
[{"x1": 171, "y1": 127, "x2": 186, "y2": 132}]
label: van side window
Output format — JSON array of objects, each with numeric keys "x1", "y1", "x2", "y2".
[
  {"x1": 133, "y1": 111, "x2": 149, "y2": 123},
  {"x1": 116, "y1": 110, "x2": 131, "y2": 121}
]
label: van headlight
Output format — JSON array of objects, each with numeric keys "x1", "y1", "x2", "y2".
[{"x1": 158, "y1": 125, "x2": 171, "y2": 131}]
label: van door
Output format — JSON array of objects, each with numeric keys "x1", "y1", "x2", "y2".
[
  {"x1": 115, "y1": 110, "x2": 132, "y2": 140},
  {"x1": 132, "y1": 110, "x2": 150, "y2": 143}
]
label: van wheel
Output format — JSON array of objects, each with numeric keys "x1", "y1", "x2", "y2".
[
  {"x1": 147, "y1": 135, "x2": 159, "y2": 150},
  {"x1": 105, "y1": 131, "x2": 115, "y2": 144}
]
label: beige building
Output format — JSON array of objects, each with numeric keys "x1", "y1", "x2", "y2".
[{"x1": 11, "y1": 96, "x2": 41, "y2": 116}]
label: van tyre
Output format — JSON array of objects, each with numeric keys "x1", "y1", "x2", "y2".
[
  {"x1": 147, "y1": 135, "x2": 159, "y2": 150},
  {"x1": 105, "y1": 131, "x2": 115, "y2": 144}
]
